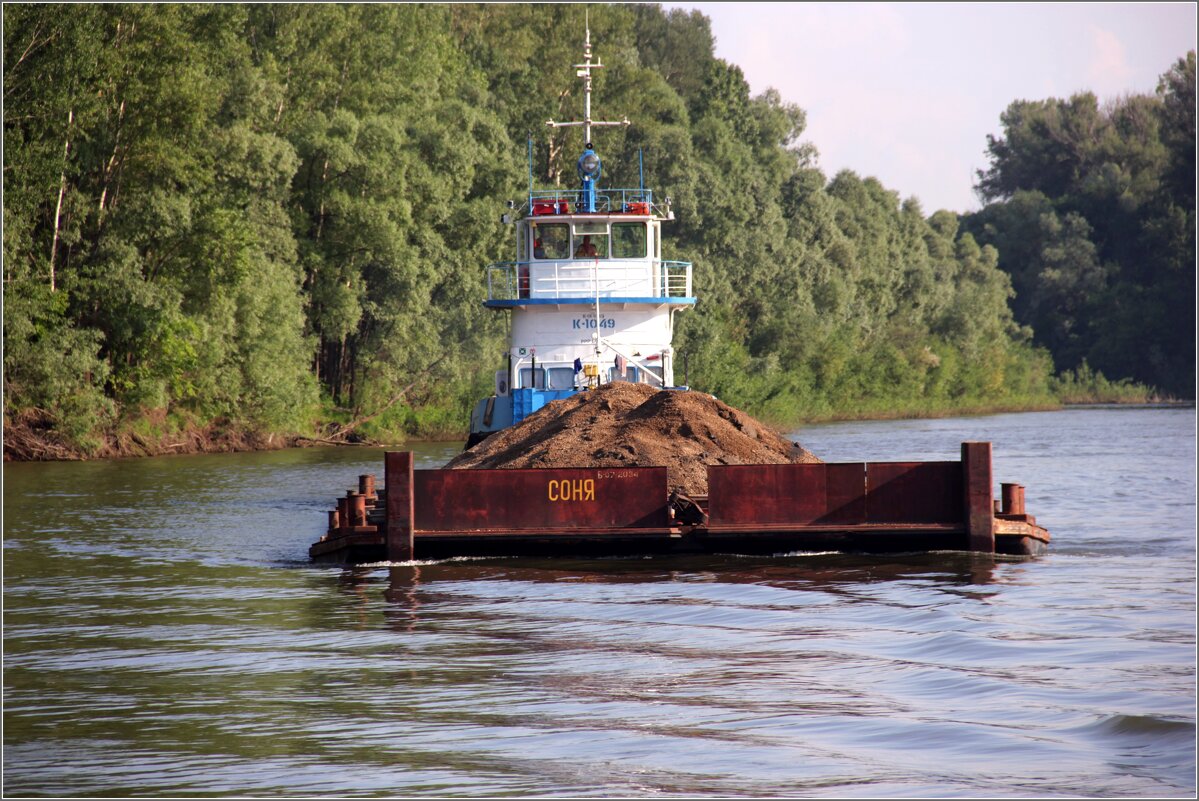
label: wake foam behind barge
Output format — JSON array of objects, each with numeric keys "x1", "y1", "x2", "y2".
[{"x1": 310, "y1": 442, "x2": 1049, "y2": 563}]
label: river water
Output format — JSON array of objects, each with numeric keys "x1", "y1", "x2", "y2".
[{"x1": 3, "y1": 407, "x2": 1194, "y2": 797}]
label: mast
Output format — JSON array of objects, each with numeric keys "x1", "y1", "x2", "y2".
[
  {"x1": 545, "y1": 15, "x2": 629, "y2": 146},
  {"x1": 542, "y1": 13, "x2": 632, "y2": 366},
  {"x1": 545, "y1": 14, "x2": 629, "y2": 213}
]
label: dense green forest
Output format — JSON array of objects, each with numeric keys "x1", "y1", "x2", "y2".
[
  {"x1": 3, "y1": 5, "x2": 1193, "y2": 457},
  {"x1": 965, "y1": 51, "x2": 1195, "y2": 399}
]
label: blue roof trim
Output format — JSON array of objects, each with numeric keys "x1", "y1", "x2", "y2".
[{"x1": 485, "y1": 297, "x2": 697, "y2": 308}]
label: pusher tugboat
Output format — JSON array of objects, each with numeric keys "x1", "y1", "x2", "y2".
[{"x1": 465, "y1": 25, "x2": 695, "y2": 448}]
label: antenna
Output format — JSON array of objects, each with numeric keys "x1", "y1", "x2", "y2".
[{"x1": 545, "y1": 13, "x2": 630, "y2": 144}]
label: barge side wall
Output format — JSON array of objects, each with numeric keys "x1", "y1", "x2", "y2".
[{"x1": 380, "y1": 444, "x2": 1001, "y2": 558}]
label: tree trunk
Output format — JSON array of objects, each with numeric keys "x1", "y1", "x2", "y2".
[
  {"x1": 98, "y1": 98, "x2": 126, "y2": 216},
  {"x1": 324, "y1": 355, "x2": 448, "y2": 441},
  {"x1": 48, "y1": 107, "x2": 73, "y2": 293},
  {"x1": 315, "y1": 59, "x2": 349, "y2": 239},
  {"x1": 273, "y1": 66, "x2": 291, "y2": 126},
  {"x1": 339, "y1": 333, "x2": 352, "y2": 408},
  {"x1": 325, "y1": 337, "x2": 342, "y2": 406},
  {"x1": 316, "y1": 157, "x2": 330, "y2": 239}
]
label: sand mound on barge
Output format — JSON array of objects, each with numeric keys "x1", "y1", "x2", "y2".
[{"x1": 445, "y1": 382, "x2": 821, "y2": 495}]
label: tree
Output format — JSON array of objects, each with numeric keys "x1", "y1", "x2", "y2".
[{"x1": 967, "y1": 52, "x2": 1196, "y2": 397}]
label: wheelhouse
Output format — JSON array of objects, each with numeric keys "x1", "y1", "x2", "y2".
[{"x1": 523, "y1": 218, "x2": 655, "y2": 262}]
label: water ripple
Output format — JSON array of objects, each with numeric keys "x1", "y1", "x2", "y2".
[{"x1": 3, "y1": 413, "x2": 1195, "y2": 796}]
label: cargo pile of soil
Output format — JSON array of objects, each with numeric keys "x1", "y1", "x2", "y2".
[{"x1": 445, "y1": 382, "x2": 821, "y2": 495}]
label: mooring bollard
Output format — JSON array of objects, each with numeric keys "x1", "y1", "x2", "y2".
[
  {"x1": 359, "y1": 474, "x2": 377, "y2": 503},
  {"x1": 350, "y1": 491, "x2": 368, "y2": 528},
  {"x1": 337, "y1": 496, "x2": 351, "y2": 534},
  {"x1": 328, "y1": 509, "x2": 340, "y2": 534},
  {"x1": 1001, "y1": 483, "x2": 1025, "y2": 516}
]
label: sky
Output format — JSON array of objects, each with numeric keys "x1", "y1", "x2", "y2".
[{"x1": 663, "y1": 2, "x2": 1196, "y2": 213}]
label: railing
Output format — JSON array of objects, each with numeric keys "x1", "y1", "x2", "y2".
[
  {"x1": 487, "y1": 260, "x2": 693, "y2": 301},
  {"x1": 661, "y1": 261, "x2": 691, "y2": 298},
  {"x1": 526, "y1": 188, "x2": 659, "y2": 216}
]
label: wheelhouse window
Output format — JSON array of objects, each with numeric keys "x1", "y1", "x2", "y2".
[
  {"x1": 571, "y1": 221, "x2": 609, "y2": 260},
  {"x1": 518, "y1": 367, "x2": 546, "y2": 389},
  {"x1": 519, "y1": 366, "x2": 575, "y2": 390},
  {"x1": 612, "y1": 222, "x2": 647, "y2": 258},
  {"x1": 545, "y1": 367, "x2": 576, "y2": 390},
  {"x1": 533, "y1": 223, "x2": 569, "y2": 260},
  {"x1": 608, "y1": 365, "x2": 642, "y2": 383}
]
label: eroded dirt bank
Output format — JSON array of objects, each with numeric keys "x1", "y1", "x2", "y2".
[{"x1": 3, "y1": 409, "x2": 308, "y2": 462}]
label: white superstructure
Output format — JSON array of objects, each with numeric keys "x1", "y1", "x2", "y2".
[{"x1": 466, "y1": 26, "x2": 695, "y2": 446}]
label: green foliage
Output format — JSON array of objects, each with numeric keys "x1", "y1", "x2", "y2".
[
  {"x1": 1050, "y1": 361, "x2": 1154, "y2": 404},
  {"x1": 967, "y1": 52, "x2": 1196, "y2": 398},
  {"x1": 3, "y1": 275, "x2": 114, "y2": 448},
  {"x1": 8, "y1": 3, "x2": 1111, "y2": 454}
]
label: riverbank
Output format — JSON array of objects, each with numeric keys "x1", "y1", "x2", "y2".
[
  {"x1": 775, "y1": 398, "x2": 1064, "y2": 426},
  {"x1": 7, "y1": 394, "x2": 1189, "y2": 463},
  {"x1": 2, "y1": 408, "x2": 304, "y2": 462}
]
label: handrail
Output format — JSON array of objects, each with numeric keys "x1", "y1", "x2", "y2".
[
  {"x1": 486, "y1": 260, "x2": 692, "y2": 301},
  {"x1": 524, "y1": 187, "x2": 661, "y2": 216},
  {"x1": 511, "y1": 349, "x2": 667, "y2": 389}
]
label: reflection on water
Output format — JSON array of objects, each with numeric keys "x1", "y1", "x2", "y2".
[{"x1": 3, "y1": 409, "x2": 1195, "y2": 797}]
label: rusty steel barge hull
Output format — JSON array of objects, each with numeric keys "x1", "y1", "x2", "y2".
[{"x1": 310, "y1": 442, "x2": 1050, "y2": 563}]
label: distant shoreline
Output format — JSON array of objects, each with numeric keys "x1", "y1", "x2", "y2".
[{"x1": 1057, "y1": 400, "x2": 1195, "y2": 411}]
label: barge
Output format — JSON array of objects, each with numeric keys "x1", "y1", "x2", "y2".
[
  {"x1": 310, "y1": 442, "x2": 1049, "y2": 563},
  {"x1": 309, "y1": 26, "x2": 1050, "y2": 564}
]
